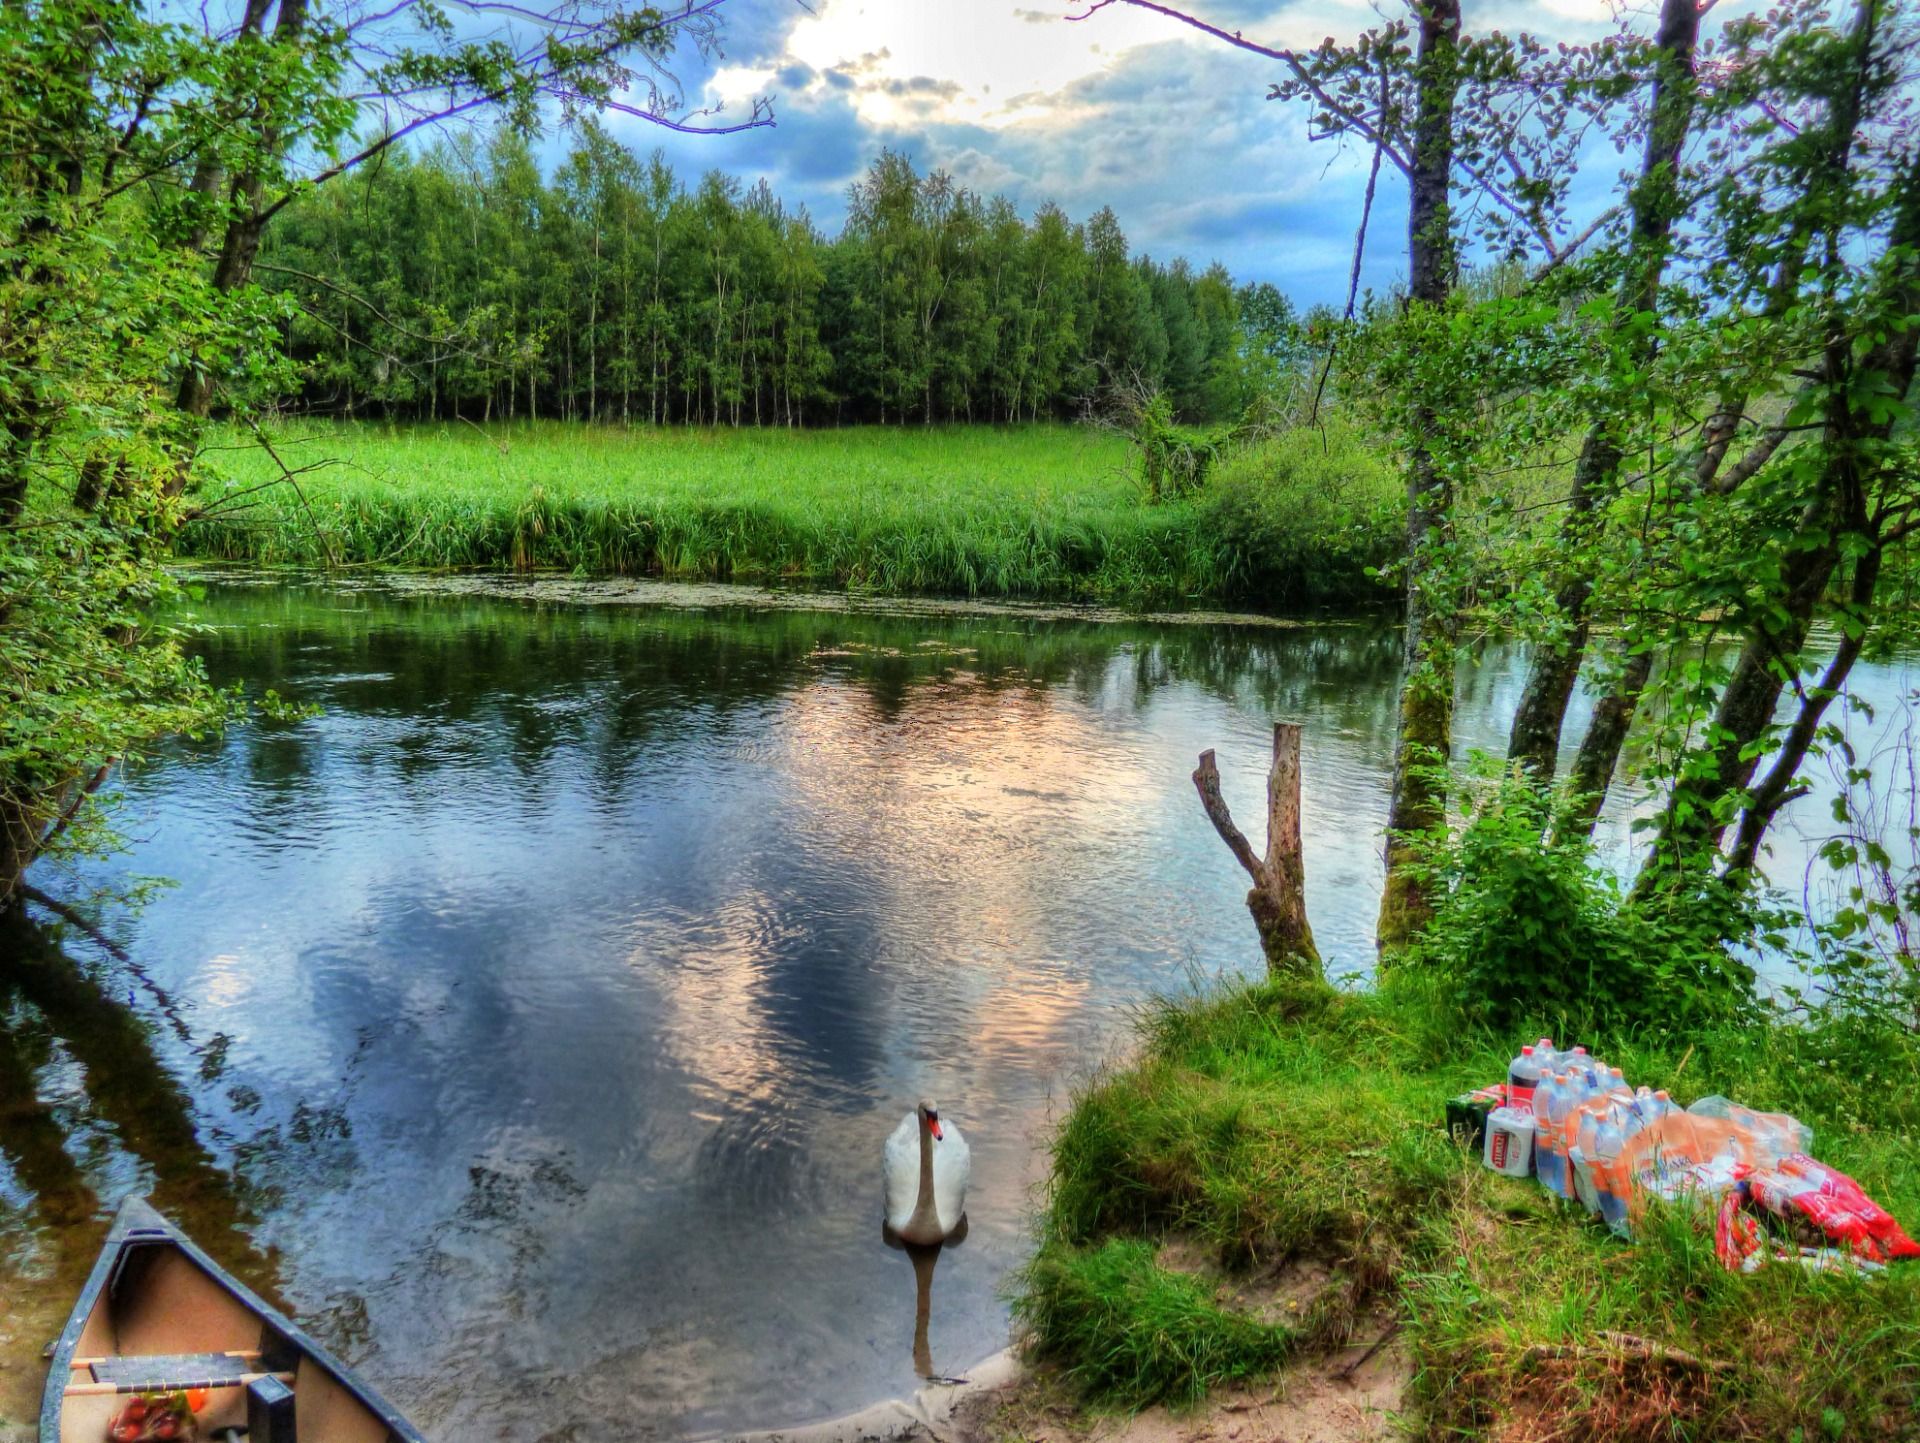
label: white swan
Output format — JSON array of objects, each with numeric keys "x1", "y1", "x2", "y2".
[{"x1": 884, "y1": 1099, "x2": 969, "y2": 1245}]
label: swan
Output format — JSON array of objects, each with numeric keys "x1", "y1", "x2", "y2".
[{"x1": 884, "y1": 1099, "x2": 969, "y2": 1245}]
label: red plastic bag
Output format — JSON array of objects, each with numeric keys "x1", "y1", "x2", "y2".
[{"x1": 1748, "y1": 1154, "x2": 1920, "y2": 1263}]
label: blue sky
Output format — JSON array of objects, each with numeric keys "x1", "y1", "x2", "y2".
[{"x1": 592, "y1": 0, "x2": 1630, "y2": 307}]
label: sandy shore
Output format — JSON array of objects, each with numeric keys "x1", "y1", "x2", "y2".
[{"x1": 706, "y1": 1350, "x2": 1023, "y2": 1443}]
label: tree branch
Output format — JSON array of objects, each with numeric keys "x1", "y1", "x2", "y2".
[
  {"x1": 258, "y1": 0, "x2": 766, "y2": 226},
  {"x1": 1310, "y1": 54, "x2": 1388, "y2": 434},
  {"x1": 1192, "y1": 749, "x2": 1268, "y2": 887},
  {"x1": 242, "y1": 418, "x2": 341, "y2": 566},
  {"x1": 1068, "y1": 0, "x2": 1415, "y2": 176},
  {"x1": 33, "y1": 762, "x2": 114, "y2": 860},
  {"x1": 19, "y1": 885, "x2": 131, "y2": 963}
]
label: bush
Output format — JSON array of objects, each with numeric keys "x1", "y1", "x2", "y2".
[
  {"x1": 1198, "y1": 424, "x2": 1401, "y2": 607},
  {"x1": 1406, "y1": 772, "x2": 1761, "y2": 1033}
]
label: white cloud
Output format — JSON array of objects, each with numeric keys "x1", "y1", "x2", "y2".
[{"x1": 606, "y1": 0, "x2": 1771, "y2": 304}]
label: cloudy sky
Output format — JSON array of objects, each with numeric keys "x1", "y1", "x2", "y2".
[{"x1": 602, "y1": 0, "x2": 1635, "y2": 307}]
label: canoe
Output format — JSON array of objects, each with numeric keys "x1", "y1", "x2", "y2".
[{"x1": 40, "y1": 1197, "x2": 425, "y2": 1443}]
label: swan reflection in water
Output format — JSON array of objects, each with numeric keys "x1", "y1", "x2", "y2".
[{"x1": 882, "y1": 1214, "x2": 968, "y2": 1379}]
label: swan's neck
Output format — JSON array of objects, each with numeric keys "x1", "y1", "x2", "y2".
[{"x1": 907, "y1": 1118, "x2": 940, "y2": 1237}]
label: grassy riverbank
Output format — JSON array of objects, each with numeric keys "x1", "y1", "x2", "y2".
[
  {"x1": 1014, "y1": 976, "x2": 1920, "y2": 1439},
  {"x1": 180, "y1": 421, "x2": 1400, "y2": 606}
]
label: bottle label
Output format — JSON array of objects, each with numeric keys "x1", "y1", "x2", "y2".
[{"x1": 1490, "y1": 1130, "x2": 1509, "y2": 1169}]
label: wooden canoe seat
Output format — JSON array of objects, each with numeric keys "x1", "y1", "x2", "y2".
[
  {"x1": 64, "y1": 1352, "x2": 294, "y2": 1402},
  {"x1": 87, "y1": 1353, "x2": 260, "y2": 1390}
]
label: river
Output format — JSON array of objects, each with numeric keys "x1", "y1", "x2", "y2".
[{"x1": 1, "y1": 574, "x2": 1912, "y2": 1440}]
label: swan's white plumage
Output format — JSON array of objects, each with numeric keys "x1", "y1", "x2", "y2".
[{"x1": 883, "y1": 1110, "x2": 969, "y2": 1240}]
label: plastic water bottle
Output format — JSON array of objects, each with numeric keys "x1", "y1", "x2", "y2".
[
  {"x1": 1508, "y1": 1044, "x2": 1544, "y2": 1111},
  {"x1": 1567, "y1": 1068, "x2": 1596, "y2": 1107},
  {"x1": 1570, "y1": 1111, "x2": 1603, "y2": 1214},
  {"x1": 1534, "y1": 1073, "x2": 1570, "y2": 1197},
  {"x1": 1593, "y1": 1114, "x2": 1628, "y2": 1232},
  {"x1": 1547, "y1": 1076, "x2": 1581, "y2": 1199},
  {"x1": 1686, "y1": 1096, "x2": 1812, "y2": 1167}
]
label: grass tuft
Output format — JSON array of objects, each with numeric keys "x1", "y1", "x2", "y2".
[{"x1": 1013, "y1": 1238, "x2": 1298, "y2": 1410}]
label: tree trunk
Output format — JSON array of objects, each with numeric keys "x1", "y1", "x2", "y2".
[
  {"x1": 1376, "y1": 0, "x2": 1460, "y2": 954},
  {"x1": 1192, "y1": 724, "x2": 1321, "y2": 979},
  {"x1": 1559, "y1": 644, "x2": 1653, "y2": 836},
  {"x1": 169, "y1": 0, "x2": 311, "y2": 459},
  {"x1": 1633, "y1": 503, "x2": 1845, "y2": 897},
  {"x1": 1726, "y1": 546, "x2": 1882, "y2": 874},
  {"x1": 1507, "y1": 0, "x2": 1701, "y2": 785}
]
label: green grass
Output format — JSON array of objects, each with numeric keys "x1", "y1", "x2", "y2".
[
  {"x1": 180, "y1": 420, "x2": 1400, "y2": 607},
  {"x1": 1016, "y1": 974, "x2": 1920, "y2": 1436},
  {"x1": 1017, "y1": 1237, "x2": 1300, "y2": 1410}
]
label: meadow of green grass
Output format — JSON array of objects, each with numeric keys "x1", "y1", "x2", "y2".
[
  {"x1": 1016, "y1": 975, "x2": 1920, "y2": 1438},
  {"x1": 182, "y1": 421, "x2": 1400, "y2": 607}
]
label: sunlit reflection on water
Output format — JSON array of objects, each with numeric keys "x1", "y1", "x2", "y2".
[{"x1": 0, "y1": 576, "x2": 1911, "y2": 1440}]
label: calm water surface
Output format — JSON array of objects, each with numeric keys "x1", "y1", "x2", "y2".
[{"x1": 1, "y1": 576, "x2": 1911, "y2": 1440}]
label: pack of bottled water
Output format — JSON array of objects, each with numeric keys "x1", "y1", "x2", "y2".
[{"x1": 1465, "y1": 1040, "x2": 1920, "y2": 1270}]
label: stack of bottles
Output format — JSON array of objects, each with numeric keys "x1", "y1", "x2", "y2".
[
  {"x1": 1480, "y1": 1039, "x2": 1810, "y2": 1237},
  {"x1": 1470, "y1": 1040, "x2": 1920, "y2": 1270}
]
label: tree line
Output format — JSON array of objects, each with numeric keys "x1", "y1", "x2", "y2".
[{"x1": 259, "y1": 129, "x2": 1301, "y2": 427}]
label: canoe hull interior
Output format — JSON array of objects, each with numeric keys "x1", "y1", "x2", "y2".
[{"x1": 41, "y1": 1199, "x2": 422, "y2": 1443}]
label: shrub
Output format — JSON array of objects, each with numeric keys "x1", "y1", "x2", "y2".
[
  {"x1": 1198, "y1": 425, "x2": 1401, "y2": 607},
  {"x1": 1405, "y1": 772, "x2": 1761, "y2": 1033}
]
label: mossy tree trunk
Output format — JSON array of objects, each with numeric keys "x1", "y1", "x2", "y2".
[
  {"x1": 1375, "y1": 0, "x2": 1461, "y2": 955},
  {"x1": 1192, "y1": 723, "x2": 1320, "y2": 980},
  {"x1": 1506, "y1": 0, "x2": 1702, "y2": 788}
]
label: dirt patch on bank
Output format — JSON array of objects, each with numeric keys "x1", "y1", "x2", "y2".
[{"x1": 950, "y1": 1332, "x2": 1410, "y2": 1443}]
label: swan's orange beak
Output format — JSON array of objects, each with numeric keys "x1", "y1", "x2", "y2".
[{"x1": 928, "y1": 1118, "x2": 944, "y2": 1141}]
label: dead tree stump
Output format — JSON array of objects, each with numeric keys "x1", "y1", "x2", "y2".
[{"x1": 1192, "y1": 723, "x2": 1321, "y2": 979}]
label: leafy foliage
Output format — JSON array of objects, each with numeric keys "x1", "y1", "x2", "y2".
[
  {"x1": 1406, "y1": 768, "x2": 1762, "y2": 1031},
  {"x1": 1197, "y1": 423, "x2": 1401, "y2": 604}
]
